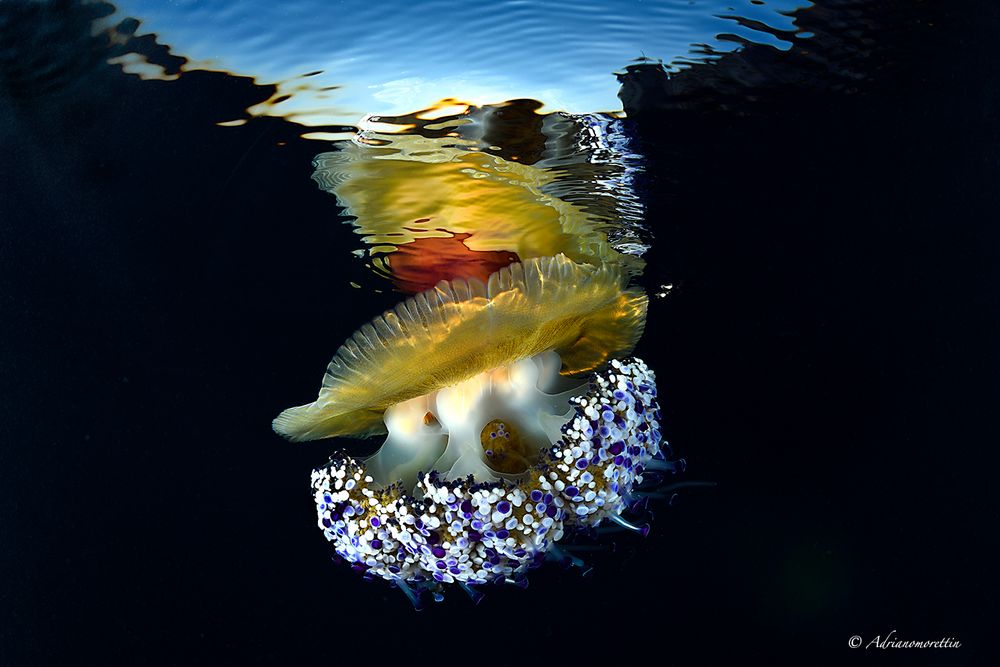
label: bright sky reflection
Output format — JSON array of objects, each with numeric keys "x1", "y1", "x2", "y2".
[{"x1": 111, "y1": 0, "x2": 811, "y2": 125}]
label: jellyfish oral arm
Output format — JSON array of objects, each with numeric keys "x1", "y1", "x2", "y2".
[
  {"x1": 366, "y1": 351, "x2": 582, "y2": 490},
  {"x1": 311, "y1": 356, "x2": 667, "y2": 593}
]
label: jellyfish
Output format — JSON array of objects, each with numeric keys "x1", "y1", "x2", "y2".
[{"x1": 274, "y1": 254, "x2": 678, "y2": 602}]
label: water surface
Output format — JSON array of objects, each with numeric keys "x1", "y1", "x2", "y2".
[{"x1": 109, "y1": 0, "x2": 810, "y2": 124}]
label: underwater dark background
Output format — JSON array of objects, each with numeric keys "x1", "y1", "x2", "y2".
[{"x1": 2, "y1": 0, "x2": 998, "y2": 664}]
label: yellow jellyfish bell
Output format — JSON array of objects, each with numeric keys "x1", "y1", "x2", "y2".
[{"x1": 273, "y1": 254, "x2": 647, "y2": 442}]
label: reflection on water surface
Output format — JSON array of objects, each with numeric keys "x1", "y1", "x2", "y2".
[
  {"x1": 313, "y1": 100, "x2": 647, "y2": 291},
  {"x1": 108, "y1": 0, "x2": 812, "y2": 125}
]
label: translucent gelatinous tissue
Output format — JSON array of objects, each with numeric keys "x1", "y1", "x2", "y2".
[
  {"x1": 273, "y1": 254, "x2": 647, "y2": 441},
  {"x1": 365, "y1": 351, "x2": 581, "y2": 490}
]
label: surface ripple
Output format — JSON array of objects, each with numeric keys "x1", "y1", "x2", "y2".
[{"x1": 110, "y1": 0, "x2": 811, "y2": 124}]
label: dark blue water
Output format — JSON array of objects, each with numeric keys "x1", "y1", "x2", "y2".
[{"x1": 2, "y1": 0, "x2": 998, "y2": 664}]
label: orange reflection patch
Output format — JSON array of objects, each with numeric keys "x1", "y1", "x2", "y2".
[{"x1": 387, "y1": 233, "x2": 520, "y2": 294}]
